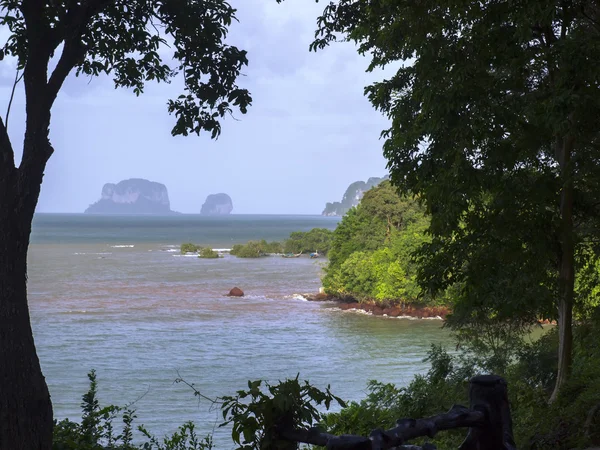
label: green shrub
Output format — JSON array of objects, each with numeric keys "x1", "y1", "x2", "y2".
[
  {"x1": 321, "y1": 323, "x2": 600, "y2": 450},
  {"x1": 283, "y1": 228, "x2": 334, "y2": 255},
  {"x1": 180, "y1": 243, "x2": 201, "y2": 254},
  {"x1": 233, "y1": 241, "x2": 265, "y2": 258},
  {"x1": 53, "y1": 370, "x2": 213, "y2": 450},
  {"x1": 262, "y1": 241, "x2": 283, "y2": 254},
  {"x1": 323, "y1": 248, "x2": 410, "y2": 305},
  {"x1": 229, "y1": 240, "x2": 282, "y2": 258},
  {"x1": 220, "y1": 376, "x2": 344, "y2": 449},
  {"x1": 198, "y1": 248, "x2": 219, "y2": 259},
  {"x1": 321, "y1": 345, "x2": 470, "y2": 449},
  {"x1": 230, "y1": 244, "x2": 244, "y2": 256}
]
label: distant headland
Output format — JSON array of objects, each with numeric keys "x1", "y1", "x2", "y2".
[
  {"x1": 322, "y1": 176, "x2": 388, "y2": 216},
  {"x1": 85, "y1": 178, "x2": 176, "y2": 214},
  {"x1": 201, "y1": 193, "x2": 233, "y2": 215}
]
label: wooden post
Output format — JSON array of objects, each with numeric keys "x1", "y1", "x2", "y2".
[{"x1": 459, "y1": 375, "x2": 516, "y2": 450}]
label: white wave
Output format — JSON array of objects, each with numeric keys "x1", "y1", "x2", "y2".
[
  {"x1": 386, "y1": 315, "x2": 418, "y2": 320},
  {"x1": 172, "y1": 254, "x2": 198, "y2": 258},
  {"x1": 285, "y1": 294, "x2": 308, "y2": 302},
  {"x1": 110, "y1": 245, "x2": 134, "y2": 248},
  {"x1": 164, "y1": 249, "x2": 178, "y2": 253},
  {"x1": 242, "y1": 294, "x2": 267, "y2": 300},
  {"x1": 74, "y1": 252, "x2": 112, "y2": 256},
  {"x1": 326, "y1": 305, "x2": 444, "y2": 320},
  {"x1": 212, "y1": 248, "x2": 231, "y2": 252},
  {"x1": 349, "y1": 309, "x2": 372, "y2": 315},
  {"x1": 382, "y1": 314, "x2": 442, "y2": 320},
  {"x1": 328, "y1": 306, "x2": 370, "y2": 315}
]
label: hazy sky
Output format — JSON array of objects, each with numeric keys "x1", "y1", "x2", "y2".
[{"x1": 1, "y1": 0, "x2": 391, "y2": 214}]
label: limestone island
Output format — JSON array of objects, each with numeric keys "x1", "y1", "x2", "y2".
[
  {"x1": 85, "y1": 178, "x2": 176, "y2": 214},
  {"x1": 201, "y1": 193, "x2": 233, "y2": 215},
  {"x1": 322, "y1": 176, "x2": 389, "y2": 216}
]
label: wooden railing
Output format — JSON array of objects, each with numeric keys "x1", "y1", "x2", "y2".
[{"x1": 274, "y1": 375, "x2": 517, "y2": 450}]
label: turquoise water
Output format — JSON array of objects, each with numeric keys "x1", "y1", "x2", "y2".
[{"x1": 28, "y1": 214, "x2": 451, "y2": 445}]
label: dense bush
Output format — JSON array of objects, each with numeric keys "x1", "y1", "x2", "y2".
[
  {"x1": 230, "y1": 241, "x2": 264, "y2": 258},
  {"x1": 322, "y1": 322, "x2": 600, "y2": 450},
  {"x1": 321, "y1": 345, "x2": 471, "y2": 449},
  {"x1": 262, "y1": 241, "x2": 283, "y2": 254},
  {"x1": 230, "y1": 240, "x2": 282, "y2": 258},
  {"x1": 180, "y1": 243, "x2": 201, "y2": 254},
  {"x1": 283, "y1": 228, "x2": 334, "y2": 255},
  {"x1": 198, "y1": 248, "x2": 219, "y2": 259},
  {"x1": 324, "y1": 248, "x2": 412, "y2": 303}
]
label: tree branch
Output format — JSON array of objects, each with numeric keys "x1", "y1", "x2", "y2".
[
  {"x1": 64, "y1": 0, "x2": 115, "y2": 34},
  {"x1": 46, "y1": 41, "x2": 86, "y2": 106},
  {"x1": 46, "y1": 0, "x2": 116, "y2": 106},
  {"x1": 277, "y1": 405, "x2": 485, "y2": 450},
  {"x1": 20, "y1": 0, "x2": 53, "y2": 116},
  {"x1": 5, "y1": 70, "x2": 24, "y2": 131}
]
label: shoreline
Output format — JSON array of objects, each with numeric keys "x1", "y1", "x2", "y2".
[
  {"x1": 301, "y1": 293, "x2": 450, "y2": 320},
  {"x1": 301, "y1": 293, "x2": 557, "y2": 325}
]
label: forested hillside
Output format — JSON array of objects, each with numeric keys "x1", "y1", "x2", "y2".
[{"x1": 322, "y1": 181, "x2": 431, "y2": 305}]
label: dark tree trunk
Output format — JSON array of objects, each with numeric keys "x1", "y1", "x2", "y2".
[
  {"x1": 550, "y1": 136, "x2": 575, "y2": 403},
  {"x1": 0, "y1": 2, "x2": 74, "y2": 446},
  {"x1": 0, "y1": 161, "x2": 53, "y2": 449}
]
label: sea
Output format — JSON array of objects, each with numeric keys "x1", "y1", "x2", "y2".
[{"x1": 28, "y1": 214, "x2": 451, "y2": 446}]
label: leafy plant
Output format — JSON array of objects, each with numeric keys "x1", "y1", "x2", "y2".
[
  {"x1": 53, "y1": 371, "x2": 213, "y2": 450},
  {"x1": 198, "y1": 248, "x2": 219, "y2": 259},
  {"x1": 53, "y1": 370, "x2": 136, "y2": 450},
  {"x1": 230, "y1": 240, "x2": 282, "y2": 258},
  {"x1": 181, "y1": 243, "x2": 201, "y2": 254},
  {"x1": 139, "y1": 423, "x2": 213, "y2": 450},
  {"x1": 283, "y1": 229, "x2": 334, "y2": 255},
  {"x1": 220, "y1": 376, "x2": 345, "y2": 450}
]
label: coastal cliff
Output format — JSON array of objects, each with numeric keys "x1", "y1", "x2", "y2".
[
  {"x1": 85, "y1": 178, "x2": 174, "y2": 214},
  {"x1": 322, "y1": 176, "x2": 388, "y2": 216},
  {"x1": 201, "y1": 193, "x2": 233, "y2": 215}
]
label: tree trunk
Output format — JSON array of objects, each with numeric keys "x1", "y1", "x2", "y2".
[
  {"x1": 0, "y1": 170, "x2": 53, "y2": 450},
  {"x1": 550, "y1": 136, "x2": 575, "y2": 403}
]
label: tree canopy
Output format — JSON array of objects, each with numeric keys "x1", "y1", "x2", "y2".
[
  {"x1": 310, "y1": 0, "x2": 600, "y2": 399},
  {"x1": 284, "y1": 228, "x2": 334, "y2": 255},
  {"x1": 323, "y1": 181, "x2": 430, "y2": 304},
  {"x1": 0, "y1": 0, "x2": 251, "y2": 140}
]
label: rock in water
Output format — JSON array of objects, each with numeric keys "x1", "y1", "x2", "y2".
[
  {"x1": 322, "y1": 176, "x2": 388, "y2": 216},
  {"x1": 201, "y1": 193, "x2": 233, "y2": 215},
  {"x1": 85, "y1": 179, "x2": 174, "y2": 214},
  {"x1": 227, "y1": 287, "x2": 244, "y2": 297}
]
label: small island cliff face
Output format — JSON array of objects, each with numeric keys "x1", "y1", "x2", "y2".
[
  {"x1": 85, "y1": 178, "x2": 174, "y2": 214},
  {"x1": 322, "y1": 176, "x2": 389, "y2": 216},
  {"x1": 201, "y1": 193, "x2": 233, "y2": 215}
]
